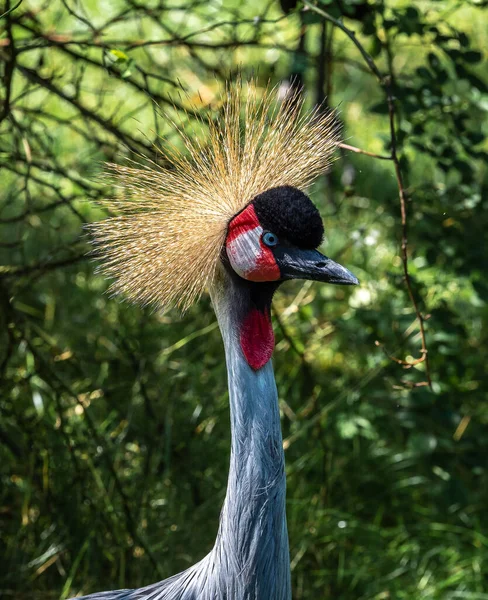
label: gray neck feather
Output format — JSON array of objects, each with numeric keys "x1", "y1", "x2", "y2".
[
  {"x1": 76, "y1": 270, "x2": 291, "y2": 600},
  {"x1": 208, "y1": 270, "x2": 291, "y2": 600}
]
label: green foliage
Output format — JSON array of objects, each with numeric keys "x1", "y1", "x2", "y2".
[{"x1": 0, "y1": 0, "x2": 487, "y2": 598}]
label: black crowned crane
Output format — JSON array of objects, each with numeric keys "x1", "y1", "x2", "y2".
[{"x1": 79, "y1": 80, "x2": 358, "y2": 600}]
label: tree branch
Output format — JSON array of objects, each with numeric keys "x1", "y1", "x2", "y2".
[{"x1": 304, "y1": 0, "x2": 432, "y2": 388}]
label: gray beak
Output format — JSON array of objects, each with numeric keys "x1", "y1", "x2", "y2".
[{"x1": 276, "y1": 248, "x2": 359, "y2": 285}]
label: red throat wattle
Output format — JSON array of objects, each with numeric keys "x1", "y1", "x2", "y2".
[{"x1": 240, "y1": 308, "x2": 275, "y2": 370}]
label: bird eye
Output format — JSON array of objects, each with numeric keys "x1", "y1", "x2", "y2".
[{"x1": 262, "y1": 232, "x2": 279, "y2": 247}]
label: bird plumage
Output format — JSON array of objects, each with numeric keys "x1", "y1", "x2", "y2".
[
  {"x1": 78, "y1": 78, "x2": 357, "y2": 600},
  {"x1": 76, "y1": 275, "x2": 291, "y2": 600},
  {"x1": 89, "y1": 80, "x2": 339, "y2": 311}
]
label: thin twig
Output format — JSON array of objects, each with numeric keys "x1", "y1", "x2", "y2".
[
  {"x1": 272, "y1": 306, "x2": 307, "y2": 363},
  {"x1": 0, "y1": 0, "x2": 22, "y2": 20},
  {"x1": 304, "y1": 0, "x2": 432, "y2": 388},
  {"x1": 336, "y1": 142, "x2": 392, "y2": 161},
  {"x1": 0, "y1": 0, "x2": 17, "y2": 124},
  {"x1": 384, "y1": 83, "x2": 431, "y2": 387},
  {"x1": 0, "y1": 253, "x2": 86, "y2": 277},
  {"x1": 302, "y1": 1, "x2": 383, "y2": 82},
  {"x1": 21, "y1": 332, "x2": 165, "y2": 579}
]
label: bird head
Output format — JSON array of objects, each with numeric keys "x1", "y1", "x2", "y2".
[
  {"x1": 220, "y1": 184, "x2": 358, "y2": 370},
  {"x1": 89, "y1": 80, "x2": 357, "y2": 317},
  {"x1": 225, "y1": 186, "x2": 358, "y2": 287}
]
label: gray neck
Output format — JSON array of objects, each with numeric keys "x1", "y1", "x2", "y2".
[{"x1": 209, "y1": 270, "x2": 291, "y2": 600}]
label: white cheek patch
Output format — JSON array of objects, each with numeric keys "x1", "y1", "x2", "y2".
[{"x1": 227, "y1": 226, "x2": 263, "y2": 279}]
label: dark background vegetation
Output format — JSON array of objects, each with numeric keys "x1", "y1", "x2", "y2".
[{"x1": 1, "y1": 0, "x2": 487, "y2": 598}]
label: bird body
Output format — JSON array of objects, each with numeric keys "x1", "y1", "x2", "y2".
[{"x1": 79, "y1": 80, "x2": 357, "y2": 599}]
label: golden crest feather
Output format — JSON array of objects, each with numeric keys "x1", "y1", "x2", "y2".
[{"x1": 89, "y1": 80, "x2": 340, "y2": 311}]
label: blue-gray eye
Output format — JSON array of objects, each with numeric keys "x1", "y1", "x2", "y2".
[{"x1": 262, "y1": 232, "x2": 279, "y2": 247}]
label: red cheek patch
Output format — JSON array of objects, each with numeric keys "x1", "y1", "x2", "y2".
[
  {"x1": 248, "y1": 245, "x2": 280, "y2": 282},
  {"x1": 240, "y1": 308, "x2": 275, "y2": 370},
  {"x1": 226, "y1": 204, "x2": 280, "y2": 282},
  {"x1": 227, "y1": 204, "x2": 260, "y2": 243}
]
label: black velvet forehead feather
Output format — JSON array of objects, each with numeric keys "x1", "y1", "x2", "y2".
[{"x1": 252, "y1": 186, "x2": 324, "y2": 249}]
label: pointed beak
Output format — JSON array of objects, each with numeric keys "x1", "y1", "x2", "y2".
[{"x1": 276, "y1": 248, "x2": 359, "y2": 285}]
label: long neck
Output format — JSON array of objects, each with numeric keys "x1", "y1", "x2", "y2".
[{"x1": 209, "y1": 270, "x2": 291, "y2": 600}]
